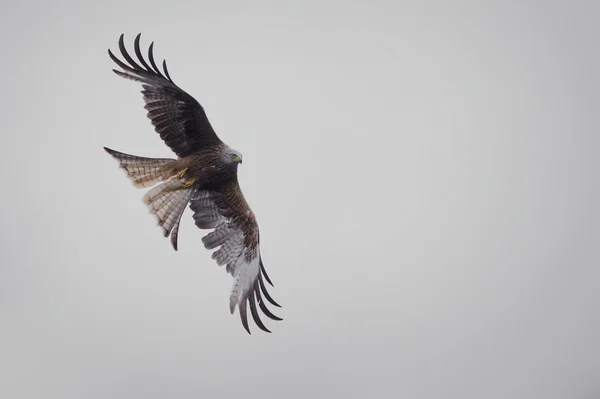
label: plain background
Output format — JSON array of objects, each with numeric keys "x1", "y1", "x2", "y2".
[{"x1": 1, "y1": 1, "x2": 599, "y2": 398}]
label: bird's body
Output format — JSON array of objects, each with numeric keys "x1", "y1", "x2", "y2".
[
  {"x1": 104, "y1": 34, "x2": 281, "y2": 334},
  {"x1": 173, "y1": 145, "x2": 239, "y2": 189}
]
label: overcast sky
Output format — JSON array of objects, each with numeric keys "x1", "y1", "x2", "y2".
[{"x1": 1, "y1": 1, "x2": 599, "y2": 398}]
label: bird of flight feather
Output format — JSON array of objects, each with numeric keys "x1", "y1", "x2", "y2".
[{"x1": 103, "y1": 33, "x2": 281, "y2": 334}]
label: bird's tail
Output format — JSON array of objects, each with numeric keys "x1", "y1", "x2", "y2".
[
  {"x1": 104, "y1": 147, "x2": 192, "y2": 250},
  {"x1": 103, "y1": 147, "x2": 177, "y2": 188},
  {"x1": 142, "y1": 177, "x2": 193, "y2": 249}
]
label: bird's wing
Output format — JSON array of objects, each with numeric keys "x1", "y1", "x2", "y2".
[
  {"x1": 189, "y1": 181, "x2": 282, "y2": 334},
  {"x1": 108, "y1": 34, "x2": 222, "y2": 157}
]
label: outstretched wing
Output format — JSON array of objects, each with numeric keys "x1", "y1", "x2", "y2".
[
  {"x1": 189, "y1": 181, "x2": 282, "y2": 334},
  {"x1": 108, "y1": 33, "x2": 222, "y2": 157}
]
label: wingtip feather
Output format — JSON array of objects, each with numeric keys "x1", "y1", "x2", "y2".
[
  {"x1": 258, "y1": 274, "x2": 282, "y2": 308},
  {"x1": 260, "y1": 259, "x2": 275, "y2": 287},
  {"x1": 249, "y1": 291, "x2": 271, "y2": 333},
  {"x1": 254, "y1": 280, "x2": 283, "y2": 321},
  {"x1": 239, "y1": 300, "x2": 251, "y2": 334},
  {"x1": 229, "y1": 296, "x2": 236, "y2": 314}
]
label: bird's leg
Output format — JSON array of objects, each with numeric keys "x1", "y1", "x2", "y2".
[{"x1": 176, "y1": 167, "x2": 196, "y2": 188}]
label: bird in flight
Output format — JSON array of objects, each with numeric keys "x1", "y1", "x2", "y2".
[{"x1": 104, "y1": 33, "x2": 281, "y2": 334}]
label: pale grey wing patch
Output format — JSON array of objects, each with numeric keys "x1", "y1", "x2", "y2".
[{"x1": 228, "y1": 249, "x2": 259, "y2": 308}]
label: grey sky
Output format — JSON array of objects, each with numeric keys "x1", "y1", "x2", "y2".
[{"x1": 1, "y1": 1, "x2": 599, "y2": 398}]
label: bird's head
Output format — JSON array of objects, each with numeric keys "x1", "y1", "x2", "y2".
[{"x1": 222, "y1": 147, "x2": 243, "y2": 166}]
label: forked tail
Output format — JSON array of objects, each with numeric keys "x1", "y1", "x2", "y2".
[{"x1": 104, "y1": 147, "x2": 193, "y2": 250}]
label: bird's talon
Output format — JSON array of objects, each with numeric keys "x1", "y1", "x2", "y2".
[
  {"x1": 182, "y1": 177, "x2": 195, "y2": 188},
  {"x1": 176, "y1": 167, "x2": 188, "y2": 179}
]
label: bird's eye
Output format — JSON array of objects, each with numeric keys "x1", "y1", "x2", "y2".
[{"x1": 230, "y1": 153, "x2": 236, "y2": 158}]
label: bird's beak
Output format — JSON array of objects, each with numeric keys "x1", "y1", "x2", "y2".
[{"x1": 233, "y1": 156, "x2": 243, "y2": 164}]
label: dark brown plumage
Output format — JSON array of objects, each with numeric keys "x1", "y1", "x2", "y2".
[{"x1": 103, "y1": 33, "x2": 281, "y2": 334}]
